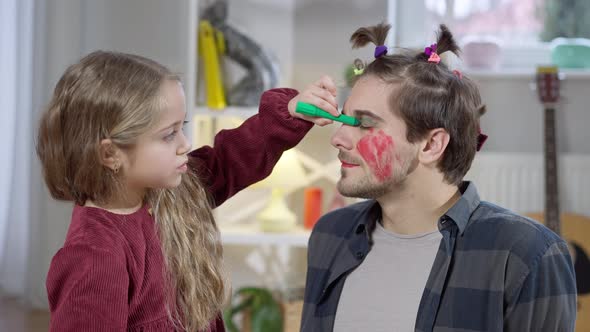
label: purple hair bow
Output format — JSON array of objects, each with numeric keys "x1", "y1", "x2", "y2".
[
  {"x1": 424, "y1": 43, "x2": 437, "y2": 56},
  {"x1": 374, "y1": 45, "x2": 388, "y2": 58}
]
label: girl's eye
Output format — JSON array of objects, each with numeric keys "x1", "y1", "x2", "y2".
[
  {"x1": 164, "y1": 130, "x2": 177, "y2": 142},
  {"x1": 164, "y1": 121, "x2": 189, "y2": 141}
]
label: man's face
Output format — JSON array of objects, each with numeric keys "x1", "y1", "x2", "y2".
[{"x1": 330, "y1": 76, "x2": 419, "y2": 199}]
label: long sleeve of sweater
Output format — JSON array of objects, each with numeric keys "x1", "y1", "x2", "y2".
[
  {"x1": 47, "y1": 243, "x2": 130, "y2": 331},
  {"x1": 188, "y1": 88, "x2": 312, "y2": 207}
]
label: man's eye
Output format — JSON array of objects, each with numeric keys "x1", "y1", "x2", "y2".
[{"x1": 358, "y1": 116, "x2": 377, "y2": 128}]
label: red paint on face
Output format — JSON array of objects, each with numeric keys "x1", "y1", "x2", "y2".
[{"x1": 356, "y1": 130, "x2": 395, "y2": 182}]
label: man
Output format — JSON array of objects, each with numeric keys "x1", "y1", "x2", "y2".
[{"x1": 292, "y1": 23, "x2": 577, "y2": 332}]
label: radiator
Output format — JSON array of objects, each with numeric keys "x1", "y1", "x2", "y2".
[{"x1": 465, "y1": 152, "x2": 590, "y2": 216}]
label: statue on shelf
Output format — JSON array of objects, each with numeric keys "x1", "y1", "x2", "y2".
[{"x1": 201, "y1": 0, "x2": 280, "y2": 106}]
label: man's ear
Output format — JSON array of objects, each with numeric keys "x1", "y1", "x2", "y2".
[
  {"x1": 418, "y1": 128, "x2": 450, "y2": 165},
  {"x1": 99, "y1": 139, "x2": 120, "y2": 172}
]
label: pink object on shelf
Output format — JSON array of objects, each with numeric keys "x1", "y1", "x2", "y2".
[{"x1": 462, "y1": 38, "x2": 502, "y2": 69}]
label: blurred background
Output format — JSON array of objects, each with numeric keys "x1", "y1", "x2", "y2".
[{"x1": 1, "y1": 0, "x2": 589, "y2": 331}]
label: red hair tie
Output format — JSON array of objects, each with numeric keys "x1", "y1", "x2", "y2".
[{"x1": 476, "y1": 126, "x2": 488, "y2": 152}]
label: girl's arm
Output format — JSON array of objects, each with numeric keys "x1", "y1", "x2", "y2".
[
  {"x1": 46, "y1": 245, "x2": 129, "y2": 332},
  {"x1": 188, "y1": 88, "x2": 312, "y2": 207}
]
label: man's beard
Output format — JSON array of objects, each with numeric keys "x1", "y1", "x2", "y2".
[{"x1": 337, "y1": 148, "x2": 419, "y2": 199}]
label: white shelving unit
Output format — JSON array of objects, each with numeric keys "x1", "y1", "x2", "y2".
[
  {"x1": 465, "y1": 68, "x2": 590, "y2": 80},
  {"x1": 195, "y1": 106, "x2": 259, "y2": 118},
  {"x1": 220, "y1": 224, "x2": 310, "y2": 247}
]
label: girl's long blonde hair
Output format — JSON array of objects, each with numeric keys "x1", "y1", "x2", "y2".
[{"x1": 37, "y1": 51, "x2": 226, "y2": 331}]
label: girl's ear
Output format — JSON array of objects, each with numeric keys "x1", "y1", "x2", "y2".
[{"x1": 99, "y1": 139, "x2": 120, "y2": 172}]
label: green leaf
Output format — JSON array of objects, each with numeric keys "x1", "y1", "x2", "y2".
[
  {"x1": 251, "y1": 305, "x2": 283, "y2": 332},
  {"x1": 226, "y1": 287, "x2": 284, "y2": 332},
  {"x1": 223, "y1": 297, "x2": 253, "y2": 332},
  {"x1": 236, "y1": 287, "x2": 275, "y2": 311}
]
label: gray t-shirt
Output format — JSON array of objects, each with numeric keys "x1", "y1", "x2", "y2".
[{"x1": 333, "y1": 220, "x2": 442, "y2": 332}]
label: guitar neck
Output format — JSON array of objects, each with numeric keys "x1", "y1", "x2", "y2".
[{"x1": 544, "y1": 107, "x2": 561, "y2": 235}]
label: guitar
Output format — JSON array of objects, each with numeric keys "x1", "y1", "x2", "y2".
[{"x1": 527, "y1": 66, "x2": 590, "y2": 330}]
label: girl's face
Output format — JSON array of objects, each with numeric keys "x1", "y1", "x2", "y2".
[{"x1": 121, "y1": 80, "x2": 191, "y2": 194}]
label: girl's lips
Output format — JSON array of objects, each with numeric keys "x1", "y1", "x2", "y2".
[{"x1": 177, "y1": 162, "x2": 188, "y2": 172}]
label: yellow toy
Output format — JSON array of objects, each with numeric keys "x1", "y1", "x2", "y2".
[{"x1": 198, "y1": 20, "x2": 226, "y2": 109}]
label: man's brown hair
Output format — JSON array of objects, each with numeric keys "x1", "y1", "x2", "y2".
[{"x1": 350, "y1": 23, "x2": 486, "y2": 185}]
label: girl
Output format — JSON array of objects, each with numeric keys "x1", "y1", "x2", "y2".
[{"x1": 37, "y1": 51, "x2": 339, "y2": 331}]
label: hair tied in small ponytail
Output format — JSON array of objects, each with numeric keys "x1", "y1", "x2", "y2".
[{"x1": 424, "y1": 43, "x2": 441, "y2": 63}]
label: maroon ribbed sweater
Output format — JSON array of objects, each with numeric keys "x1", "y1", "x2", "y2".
[{"x1": 46, "y1": 89, "x2": 311, "y2": 331}]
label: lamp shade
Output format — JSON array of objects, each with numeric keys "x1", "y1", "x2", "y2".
[
  {"x1": 253, "y1": 149, "x2": 307, "y2": 189},
  {"x1": 253, "y1": 149, "x2": 307, "y2": 232}
]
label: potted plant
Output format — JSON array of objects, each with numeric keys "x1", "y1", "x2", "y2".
[
  {"x1": 541, "y1": 0, "x2": 590, "y2": 68},
  {"x1": 224, "y1": 287, "x2": 283, "y2": 332}
]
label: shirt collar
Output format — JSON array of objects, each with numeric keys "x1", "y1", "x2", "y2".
[
  {"x1": 352, "y1": 181, "x2": 481, "y2": 238},
  {"x1": 443, "y1": 181, "x2": 481, "y2": 235},
  {"x1": 352, "y1": 200, "x2": 380, "y2": 244}
]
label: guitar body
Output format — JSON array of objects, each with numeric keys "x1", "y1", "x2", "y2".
[{"x1": 527, "y1": 212, "x2": 590, "y2": 330}]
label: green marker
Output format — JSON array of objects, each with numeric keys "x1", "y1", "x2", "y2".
[{"x1": 296, "y1": 101, "x2": 360, "y2": 126}]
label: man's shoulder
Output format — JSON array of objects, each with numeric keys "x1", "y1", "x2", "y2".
[
  {"x1": 472, "y1": 201, "x2": 560, "y2": 237},
  {"x1": 466, "y1": 201, "x2": 565, "y2": 258}
]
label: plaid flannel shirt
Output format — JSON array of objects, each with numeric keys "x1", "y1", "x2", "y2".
[{"x1": 301, "y1": 182, "x2": 577, "y2": 331}]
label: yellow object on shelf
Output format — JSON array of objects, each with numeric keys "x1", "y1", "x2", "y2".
[{"x1": 198, "y1": 20, "x2": 226, "y2": 110}]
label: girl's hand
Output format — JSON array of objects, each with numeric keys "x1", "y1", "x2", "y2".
[{"x1": 288, "y1": 75, "x2": 339, "y2": 126}]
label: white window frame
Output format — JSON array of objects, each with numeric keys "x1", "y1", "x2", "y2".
[{"x1": 390, "y1": 0, "x2": 551, "y2": 70}]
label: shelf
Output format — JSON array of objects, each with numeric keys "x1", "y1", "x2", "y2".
[
  {"x1": 465, "y1": 68, "x2": 590, "y2": 80},
  {"x1": 220, "y1": 223, "x2": 311, "y2": 247},
  {"x1": 195, "y1": 106, "x2": 259, "y2": 118}
]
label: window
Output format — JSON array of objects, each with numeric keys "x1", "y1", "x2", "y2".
[
  {"x1": 424, "y1": 0, "x2": 542, "y2": 44},
  {"x1": 394, "y1": 0, "x2": 590, "y2": 70}
]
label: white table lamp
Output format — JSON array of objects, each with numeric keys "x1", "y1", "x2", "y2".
[{"x1": 253, "y1": 149, "x2": 307, "y2": 232}]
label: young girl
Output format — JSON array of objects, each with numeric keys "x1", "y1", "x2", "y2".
[{"x1": 37, "y1": 51, "x2": 339, "y2": 331}]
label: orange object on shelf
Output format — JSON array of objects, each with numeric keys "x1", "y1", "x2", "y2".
[{"x1": 304, "y1": 187, "x2": 322, "y2": 229}]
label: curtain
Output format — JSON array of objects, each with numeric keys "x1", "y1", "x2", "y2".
[{"x1": 0, "y1": 0, "x2": 45, "y2": 308}]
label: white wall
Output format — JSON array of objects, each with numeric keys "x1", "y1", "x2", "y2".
[
  {"x1": 475, "y1": 76, "x2": 590, "y2": 154},
  {"x1": 292, "y1": 0, "x2": 390, "y2": 90}
]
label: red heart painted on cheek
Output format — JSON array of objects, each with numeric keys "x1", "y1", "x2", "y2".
[{"x1": 356, "y1": 130, "x2": 395, "y2": 182}]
